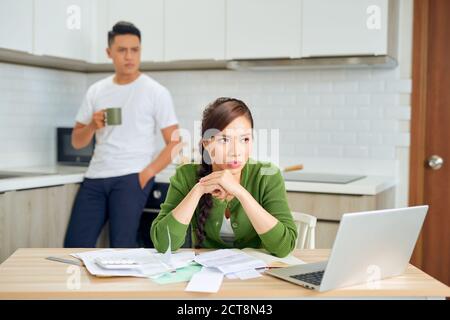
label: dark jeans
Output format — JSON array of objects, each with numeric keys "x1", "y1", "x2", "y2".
[{"x1": 64, "y1": 173, "x2": 155, "y2": 248}]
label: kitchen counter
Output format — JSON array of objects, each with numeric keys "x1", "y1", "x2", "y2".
[
  {"x1": 0, "y1": 164, "x2": 395, "y2": 195},
  {"x1": 0, "y1": 164, "x2": 176, "y2": 193},
  {"x1": 284, "y1": 176, "x2": 395, "y2": 195}
]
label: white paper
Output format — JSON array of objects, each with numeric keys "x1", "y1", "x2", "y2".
[
  {"x1": 241, "y1": 248, "x2": 305, "y2": 266},
  {"x1": 226, "y1": 267, "x2": 265, "y2": 279},
  {"x1": 235, "y1": 268, "x2": 262, "y2": 280},
  {"x1": 225, "y1": 273, "x2": 238, "y2": 280},
  {"x1": 185, "y1": 267, "x2": 224, "y2": 293},
  {"x1": 162, "y1": 225, "x2": 172, "y2": 265},
  {"x1": 194, "y1": 249, "x2": 267, "y2": 274},
  {"x1": 71, "y1": 248, "x2": 195, "y2": 278},
  {"x1": 168, "y1": 251, "x2": 196, "y2": 269}
]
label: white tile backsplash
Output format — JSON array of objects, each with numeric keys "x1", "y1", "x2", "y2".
[
  {"x1": 0, "y1": 63, "x2": 86, "y2": 168},
  {"x1": 139, "y1": 67, "x2": 409, "y2": 180},
  {"x1": 0, "y1": 63, "x2": 412, "y2": 207},
  {"x1": 0, "y1": 65, "x2": 412, "y2": 175}
]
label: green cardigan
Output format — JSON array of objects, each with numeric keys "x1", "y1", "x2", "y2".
[{"x1": 150, "y1": 159, "x2": 298, "y2": 257}]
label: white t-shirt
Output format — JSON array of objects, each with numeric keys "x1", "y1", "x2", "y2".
[{"x1": 75, "y1": 74, "x2": 178, "y2": 179}]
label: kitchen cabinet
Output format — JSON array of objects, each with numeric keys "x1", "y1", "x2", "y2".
[
  {"x1": 33, "y1": 0, "x2": 93, "y2": 61},
  {"x1": 164, "y1": 0, "x2": 225, "y2": 61},
  {"x1": 287, "y1": 187, "x2": 395, "y2": 248},
  {"x1": 0, "y1": 184, "x2": 108, "y2": 263},
  {"x1": 1, "y1": 0, "x2": 399, "y2": 69},
  {"x1": 92, "y1": 0, "x2": 164, "y2": 63},
  {"x1": 0, "y1": 0, "x2": 33, "y2": 53},
  {"x1": 301, "y1": 0, "x2": 390, "y2": 57},
  {"x1": 226, "y1": 0, "x2": 301, "y2": 59}
]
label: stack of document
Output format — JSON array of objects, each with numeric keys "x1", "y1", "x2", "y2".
[
  {"x1": 185, "y1": 249, "x2": 268, "y2": 293},
  {"x1": 194, "y1": 249, "x2": 267, "y2": 275},
  {"x1": 71, "y1": 248, "x2": 195, "y2": 278},
  {"x1": 240, "y1": 248, "x2": 305, "y2": 267},
  {"x1": 71, "y1": 248, "x2": 305, "y2": 293}
]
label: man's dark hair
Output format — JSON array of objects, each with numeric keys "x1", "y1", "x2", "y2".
[{"x1": 108, "y1": 21, "x2": 141, "y2": 47}]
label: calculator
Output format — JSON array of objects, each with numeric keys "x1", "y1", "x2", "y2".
[{"x1": 95, "y1": 257, "x2": 141, "y2": 269}]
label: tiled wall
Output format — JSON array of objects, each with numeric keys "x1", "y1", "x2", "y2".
[
  {"x1": 88, "y1": 68, "x2": 411, "y2": 176},
  {"x1": 0, "y1": 63, "x2": 411, "y2": 208},
  {"x1": 0, "y1": 63, "x2": 412, "y2": 207},
  {"x1": 0, "y1": 62, "x2": 86, "y2": 168},
  {"x1": 156, "y1": 68, "x2": 411, "y2": 175}
]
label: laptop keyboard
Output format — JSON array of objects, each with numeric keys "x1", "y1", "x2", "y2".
[{"x1": 290, "y1": 270, "x2": 325, "y2": 286}]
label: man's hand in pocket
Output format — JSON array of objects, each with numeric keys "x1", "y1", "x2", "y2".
[{"x1": 138, "y1": 168, "x2": 155, "y2": 189}]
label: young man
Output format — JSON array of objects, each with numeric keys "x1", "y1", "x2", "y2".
[{"x1": 64, "y1": 21, "x2": 180, "y2": 248}]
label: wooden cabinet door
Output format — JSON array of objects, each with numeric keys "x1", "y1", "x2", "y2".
[
  {"x1": 410, "y1": 0, "x2": 450, "y2": 286},
  {"x1": 286, "y1": 188, "x2": 395, "y2": 248},
  {"x1": 0, "y1": 184, "x2": 80, "y2": 263}
]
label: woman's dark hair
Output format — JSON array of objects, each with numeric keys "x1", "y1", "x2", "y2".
[
  {"x1": 108, "y1": 21, "x2": 141, "y2": 47},
  {"x1": 195, "y1": 97, "x2": 254, "y2": 248}
]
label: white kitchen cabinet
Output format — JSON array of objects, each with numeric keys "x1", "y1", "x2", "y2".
[
  {"x1": 286, "y1": 187, "x2": 395, "y2": 248},
  {"x1": 302, "y1": 0, "x2": 389, "y2": 57},
  {"x1": 0, "y1": 184, "x2": 79, "y2": 263},
  {"x1": 93, "y1": 0, "x2": 164, "y2": 63},
  {"x1": 226, "y1": 0, "x2": 301, "y2": 59},
  {"x1": 0, "y1": 183, "x2": 110, "y2": 263},
  {"x1": 1, "y1": 0, "x2": 397, "y2": 68},
  {"x1": 33, "y1": 0, "x2": 93, "y2": 61},
  {"x1": 0, "y1": 0, "x2": 33, "y2": 53},
  {"x1": 164, "y1": 0, "x2": 225, "y2": 61}
]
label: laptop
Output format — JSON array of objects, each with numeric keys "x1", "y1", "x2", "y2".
[{"x1": 266, "y1": 205, "x2": 428, "y2": 292}]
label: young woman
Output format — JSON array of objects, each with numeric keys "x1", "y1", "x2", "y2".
[{"x1": 151, "y1": 97, "x2": 297, "y2": 257}]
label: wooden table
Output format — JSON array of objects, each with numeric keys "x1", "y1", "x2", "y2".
[{"x1": 0, "y1": 248, "x2": 449, "y2": 299}]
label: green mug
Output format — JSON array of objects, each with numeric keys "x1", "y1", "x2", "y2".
[{"x1": 104, "y1": 107, "x2": 122, "y2": 126}]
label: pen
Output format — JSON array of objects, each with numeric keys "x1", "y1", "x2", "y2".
[{"x1": 46, "y1": 256, "x2": 83, "y2": 266}]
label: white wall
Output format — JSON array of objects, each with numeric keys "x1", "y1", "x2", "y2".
[
  {"x1": 85, "y1": 62, "x2": 410, "y2": 208},
  {"x1": 0, "y1": 0, "x2": 414, "y2": 208},
  {"x1": 0, "y1": 63, "x2": 86, "y2": 168}
]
